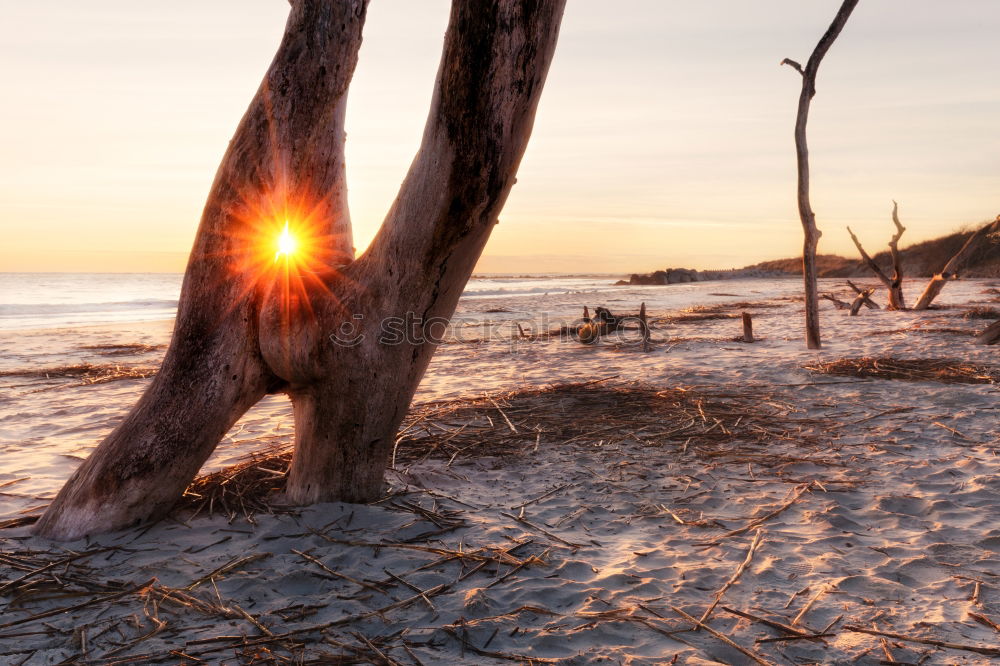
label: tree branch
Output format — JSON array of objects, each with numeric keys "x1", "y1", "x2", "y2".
[
  {"x1": 780, "y1": 58, "x2": 804, "y2": 75},
  {"x1": 847, "y1": 226, "x2": 892, "y2": 285}
]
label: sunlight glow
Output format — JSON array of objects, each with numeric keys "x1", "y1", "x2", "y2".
[{"x1": 275, "y1": 220, "x2": 297, "y2": 261}]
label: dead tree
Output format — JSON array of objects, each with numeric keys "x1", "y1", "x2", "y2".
[
  {"x1": 821, "y1": 293, "x2": 851, "y2": 310},
  {"x1": 846, "y1": 201, "x2": 906, "y2": 310},
  {"x1": 36, "y1": 0, "x2": 567, "y2": 540},
  {"x1": 782, "y1": 0, "x2": 861, "y2": 349},
  {"x1": 913, "y1": 217, "x2": 1000, "y2": 310}
]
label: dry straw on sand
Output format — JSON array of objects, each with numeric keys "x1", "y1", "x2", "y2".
[
  {"x1": 805, "y1": 356, "x2": 998, "y2": 384},
  {"x1": 1, "y1": 380, "x2": 840, "y2": 663},
  {"x1": 176, "y1": 380, "x2": 827, "y2": 524},
  {"x1": 0, "y1": 363, "x2": 158, "y2": 387}
]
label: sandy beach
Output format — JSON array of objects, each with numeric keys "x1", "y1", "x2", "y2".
[{"x1": 1, "y1": 276, "x2": 999, "y2": 664}]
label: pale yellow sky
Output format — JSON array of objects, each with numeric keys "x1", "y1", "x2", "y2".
[{"x1": 1, "y1": 1, "x2": 997, "y2": 274}]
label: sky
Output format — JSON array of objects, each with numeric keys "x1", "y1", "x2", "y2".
[{"x1": 1, "y1": 1, "x2": 998, "y2": 274}]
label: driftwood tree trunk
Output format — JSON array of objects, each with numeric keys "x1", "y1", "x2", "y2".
[
  {"x1": 847, "y1": 201, "x2": 906, "y2": 310},
  {"x1": 913, "y1": 218, "x2": 1000, "y2": 310},
  {"x1": 782, "y1": 0, "x2": 860, "y2": 349},
  {"x1": 36, "y1": 0, "x2": 566, "y2": 540}
]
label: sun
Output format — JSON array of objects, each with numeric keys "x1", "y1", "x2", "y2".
[{"x1": 275, "y1": 220, "x2": 298, "y2": 261}]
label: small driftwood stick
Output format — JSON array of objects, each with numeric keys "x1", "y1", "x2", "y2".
[
  {"x1": 974, "y1": 320, "x2": 1000, "y2": 346},
  {"x1": 722, "y1": 606, "x2": 815, "y2": 639},
  {"x1": 697, "y1": 484, "x2": 811, "y2": 547},
  {"x1": 698, "y1": 529, "x2": 764, "y2": 626},
  {"x1": 792, "y1": 586, "x2": 825, "y2": 626},
  {"x1": 756, "y1": 632, "x2": 837, "y2": 644},
  {"x1": 846, "y1": 280, "x2": 879, "y2": 309},
  {"x1": 842, "y1": 625, "x2": 1000, "y2": 657},
  {"x1": 969, "y1": 612, "x2": 1000, "y2": 632},
  {"x1": 672, "y1": 605, "x2": 774, "y2": 666},
  {"x1": 849, "y1": 288, "x2": 875, "y2": 316},
  {"x1": 500, "y1": 511, "x2": 583, "y2": 548},
  {"x1": 742, "y1": 312, "x2": 754, "y2": 343}
]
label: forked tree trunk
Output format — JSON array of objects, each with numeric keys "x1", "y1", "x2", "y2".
[
  {"x1": 846, "y1": 201, "x2": 906, "y2": 310},
  {"x1": 913, "y1": 218, "x2": 999, "y2": 310},
  {"x1": 36, "y1": 0, "x2": 566, "y2": 540},
  {"x1": 782, "y1": 0, "x2": 860, "y2": 349}
]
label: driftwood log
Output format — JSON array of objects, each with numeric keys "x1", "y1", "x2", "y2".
[
  {"x1": 975, "y1": 320, "x2": 1000, "y2": 346},
  {"x1": 821, "y1": 293, "x2": 850, "y2": 310},
  {"x1": 576, "y1": 305, "x2": 652, "y2": 348},
  {"x1": 577, "y1": 307, "x2": 624, "y2": 344},
  {"x1": 846, "y1": 279, "x2": 880, "y2": 309},
  {"x1": 914, "y1": 218, "x2": 1000, "y2": 310},
  {"x1": 781, "y1": 0, "x2": 860, "y2": 349},
  {"x1": 849, "y1": 288, "x2": 876, "y2": 316},
  {"x1": 846, "y1": 201, "x2": 906, "y2": 310},
  {"x1": 36, "y1": 0, "x2": 567, "y2": 540}
]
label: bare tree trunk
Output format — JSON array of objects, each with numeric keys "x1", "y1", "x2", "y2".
[
  {"x1": 913, "y1": 218, "x2": 999, "y2": 310},
  {"x1": 782, "y1": 0, "x2": 861, "y2": 349},
  {"x1": 846, "y1": 201, "x2": 906, "y2": 310},
  {"x1": 36, "y1": 0, "x2": 566, "y2": 540}
]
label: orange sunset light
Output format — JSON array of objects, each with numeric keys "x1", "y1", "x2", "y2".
[{"x1": 275, "y1": 220, "x2": 298, "y2": 262}]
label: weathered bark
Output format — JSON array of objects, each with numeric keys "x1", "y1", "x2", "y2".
[
  {"x1": 975, "y1": 320, "x2": 1000, "y2": 346},
  {"x1": 37, "y1": 0, "x2": 566, "y2": 539},
  {"x1": 846, "y1": 201, "x2": 906, "y2": 310},
  {"x1": 781, "y1": 0, "x2": 861, "y2": 349},
  {"x1": 846, "y1": 279, "x2": 879, "y2": 309},
  {"x1": 914, "y1": 219, "x2": 999, "y2": 310}
]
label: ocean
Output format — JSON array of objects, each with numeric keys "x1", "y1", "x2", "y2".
[{"x1": 0, "y1": 272, "x2": 625, "y2": 331}]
